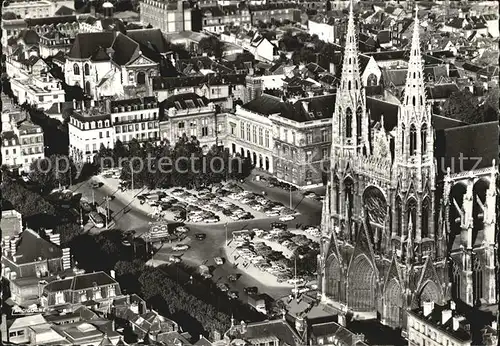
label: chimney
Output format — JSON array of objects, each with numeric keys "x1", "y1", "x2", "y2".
[
  {"x1": 50, "y1": 234, "x2": 60, "y2": 246},
  {"x1": 90, "y1": 0, "x2": 96, "y2": 17},
  {"x1": 423, "y1": 301, "x2": 434, "y2": 317},
  {"x1": 1, "y1": 314, "x2": 8, "y2": 343},
  {"x1": 110, "y1": 269, "x2": 115, "y2": 279},
  {"x1": 338, "y1": 313, "x2": 346, "y2": 327},
  {"x1": 492, "y1": 321, "x2": 498, "y2": 331},
  {"x1": 442, "y1": 309, "x2": 452, "y2": 324},
  {"x1": 240, "y1": 320, "x2": 247, "y2": 334},
  {"x1": 450, "y1": 301, "x2": 456, "y2": 310},
  {"x1": 130, "y1": 302, "x2": 139, "y2": 314},
  {"x1": 73, "y1": 99, "x2": 77, "y2": 109},
  {"x1": 329, "y1": 62, "x2": 335, "y2": 74},
  {"x1": 302, "y1": 101, "x2": 309, "y2": 113},
  {"x1": 90, "y1": 99, "x2": 95, "y2": 108},
  {"x1": 105, "y1": 98, "x2": 111, "y2": 113},
  {"x1": 452, "y1": 316, "x2": 462, "y2": 331}
]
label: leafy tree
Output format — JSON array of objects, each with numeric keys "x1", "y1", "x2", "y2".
[
  {"x1": 198, "y1": 36, "x2": 224, "y2": 59},
  {"x1": 441, "y1": 89, "x2": 481, "y2": 124},
  {"x1": 481, "y1": 86, "x2": 499, "y2": 122},
  {"x1": 29, "y1": 155, "x2": 77, "y2": 191},
  {"x1": 234, "y1": 51, "x2": 255, "y2": 65}
]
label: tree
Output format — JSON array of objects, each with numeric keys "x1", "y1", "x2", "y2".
[
  {"x1": 441, "y1": 89, "x2": 481, "y2": 124},
  {"x1": 29, "y1": 155, "x2": 77, "y2": 191},
  {"x1": 198, "y1": 36, "x2": 224, "y2": 59},
  {"x1": 481, "y1": 86, "x2": 499, "y2": 122}
]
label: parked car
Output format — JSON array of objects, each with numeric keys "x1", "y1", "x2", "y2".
[
  {"x1": 217, "y1": 282, "x2": 229, "y2": 292},
  {"x1": 228, "y1": 274, "x2": 238, "y2": 282},
  {"x1": 279, "y1": 215, "x2": 295, "y2": 222},
  {"x1": 214, "y1": 257, "x2": 224, "y2": 265},
  {"x1": 244, "y1": 286, "x2": 258, "y2": 295},
  {"x1": 172, "y1": 244, "x2": 190, "y2": 251},
  {"x1": 195, "y1": 233, "x2": 206, "y2": 240},
  {"x1": 176, "y1": 226, "x2": 190, "y2": 233},
  {"x1": 169, "y1": 255, "x2": 181, "y2": 263},
  {"x1": 228, "y1": 291, "x2": 239, "y2": 299}
]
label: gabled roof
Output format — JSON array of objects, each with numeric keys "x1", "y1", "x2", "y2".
[
  {"x1": 55, "y1": 5, "x2": 74, "y2": 16},
  {"x1": 68, "y1": 32, "x2": 115, "y2": 59},
  {"x1": 8, "y1": 229, "x2": 63, "y2": 265},
  {"x1": 382, "y1": 69, "x2": 408, "y2": 87},
  {"x1": 425, "y1": 83, "x2": 459, "y2": 100},
  {"x1": 19, "y1": 29, "x2": 40, "y2": 45},
  {"x1": 127, "y1": 29, "x2": 170, "y2": 53},
  {"x1": 110, "y1": 33, "x2": 140, "y2": 65}
]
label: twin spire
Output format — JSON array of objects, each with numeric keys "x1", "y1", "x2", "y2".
[{"x1": 337, "y1": 3, "x2": 425, "y2": 110}]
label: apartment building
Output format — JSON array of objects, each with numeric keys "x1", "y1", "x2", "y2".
[
  {"x1": 197, "y1": 4, "x2": 251, "y2": 34},
  {"x1": 40, "y1": 271, "x2": 122, "y2": 310},
  {"x1": 111, "y1": 97, "x2": 161, "y2": 145},
  {"x1": 2, "y1": 0, "x2": 74, "y2": 19},
  {"x1": 1, "y1": 110, "x2": 45, "y2": 173},
  {"x1": 68, "y1": 100, "x2": 113, "y2": 163},
  {"x1": 8, "y1": 58, "x2": 66, "y2": 110},
  {"x1": 159, "y1": 93, "x2": 221, "y2": 148},
  {"x1": 248, "y1": 3, "x2": 301, "y2": 25},
  {"x1": 1, "y1": 228, "x2": 71, "y2": 306},
  {"x1": 407, "y1": 301, "x2": 472, "y2": 346},
  {"x1": 140, "y1": 0, "x2": 192, "y2": 33},
  {"x1": 270, "y1": 94, "x2": 334, "y2": 187}
]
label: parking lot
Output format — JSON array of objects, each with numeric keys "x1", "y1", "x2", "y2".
[{"x1": 132, "y1": 182, "x2": 299, "y2": 225}]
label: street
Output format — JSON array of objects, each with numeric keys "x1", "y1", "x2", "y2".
[{"x1": 71, "y1": 176, "x2": 324, "y2": 302}]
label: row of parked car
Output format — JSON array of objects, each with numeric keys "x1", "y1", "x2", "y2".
[{"x1": 232, "y1": 223, "x2": 320, "y2": 283}]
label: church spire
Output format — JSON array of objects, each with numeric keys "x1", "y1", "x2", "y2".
[
  {"x1": 332, "y1": 0, "x2": 370, "y2": 157},
  {"x1": 337, "y1": 0, "x2": 363, "y2": 98},
  {"x1": 402, "y1": 5, "x2": 426, "y2": 113}
]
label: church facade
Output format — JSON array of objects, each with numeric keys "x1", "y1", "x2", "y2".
[{"x1": 318, "y1": 2, "x2": 498, "y2": 335}]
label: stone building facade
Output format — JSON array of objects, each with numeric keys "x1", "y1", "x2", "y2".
[{"x1": 318, "y1": 2, "x2": 498, "y2": 337}]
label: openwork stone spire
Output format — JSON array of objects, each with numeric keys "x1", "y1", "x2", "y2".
[
  {"x1": 338, "y1": 0, "x2": 363, "y2": 96},
  {"x1": 332, "y1": 0, "x2": 369, "y2": 156},
  {"x1": 402, "y1": 6, "x2": 426, "y2": 114}
]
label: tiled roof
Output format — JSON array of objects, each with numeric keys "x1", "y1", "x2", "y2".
[
  {"x1": 152, "y1": 74, "x2": 246, "y2": 91},
  {"x1": 44, "y1": 271, "x2": 118, "y2": 293},
  {"x1": 68, "y1": 32, "x2": 115, "y2": 59},
  {"x1": 55, "y1": 5, "x2": 74, "y2": 16},
  {"x1": 242, "y1": 94, "x2": 283, "y2": 116},
  {"x1": 8, "y1": 229, "x2": 63, "y2": 265},
  {"x1": 110, "y1": 33, "x2": 140, "y2": 65},
  {"x1": 19, "y1": 29, "x2": 40, "y2": 45},
  {"x1": 231, "y1": 320, "x2": 302, "y2": 346},
  {"x1": 26, "y1": 15, "x2": 77, "y2": 27},
  {"x1": 382, "y1": 69, "x2": 408, "y2": 87},
  {"x1": 127, "y1": 29, "x2": 170, "y2": 54},
  {"x1": 377, "y1": 30, "x2": 391, "y2": 44},
  {"x1": 366, "y1": 97, "x2": 399, "y2": 131},
  {"x1": 425, "y1": 84, "x2": 459, "y2": 100},
  {"x1": 160, "y1": 93, "x2": 210, "y2": 113}
]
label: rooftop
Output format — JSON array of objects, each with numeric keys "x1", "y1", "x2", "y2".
[{"x1": 43, "y1": 271, "x2": 118, "y2": 293}]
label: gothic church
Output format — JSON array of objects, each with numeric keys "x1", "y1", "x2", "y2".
[{"x1": 318, "y1": 1, "x2": 498, "y2": 333}]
